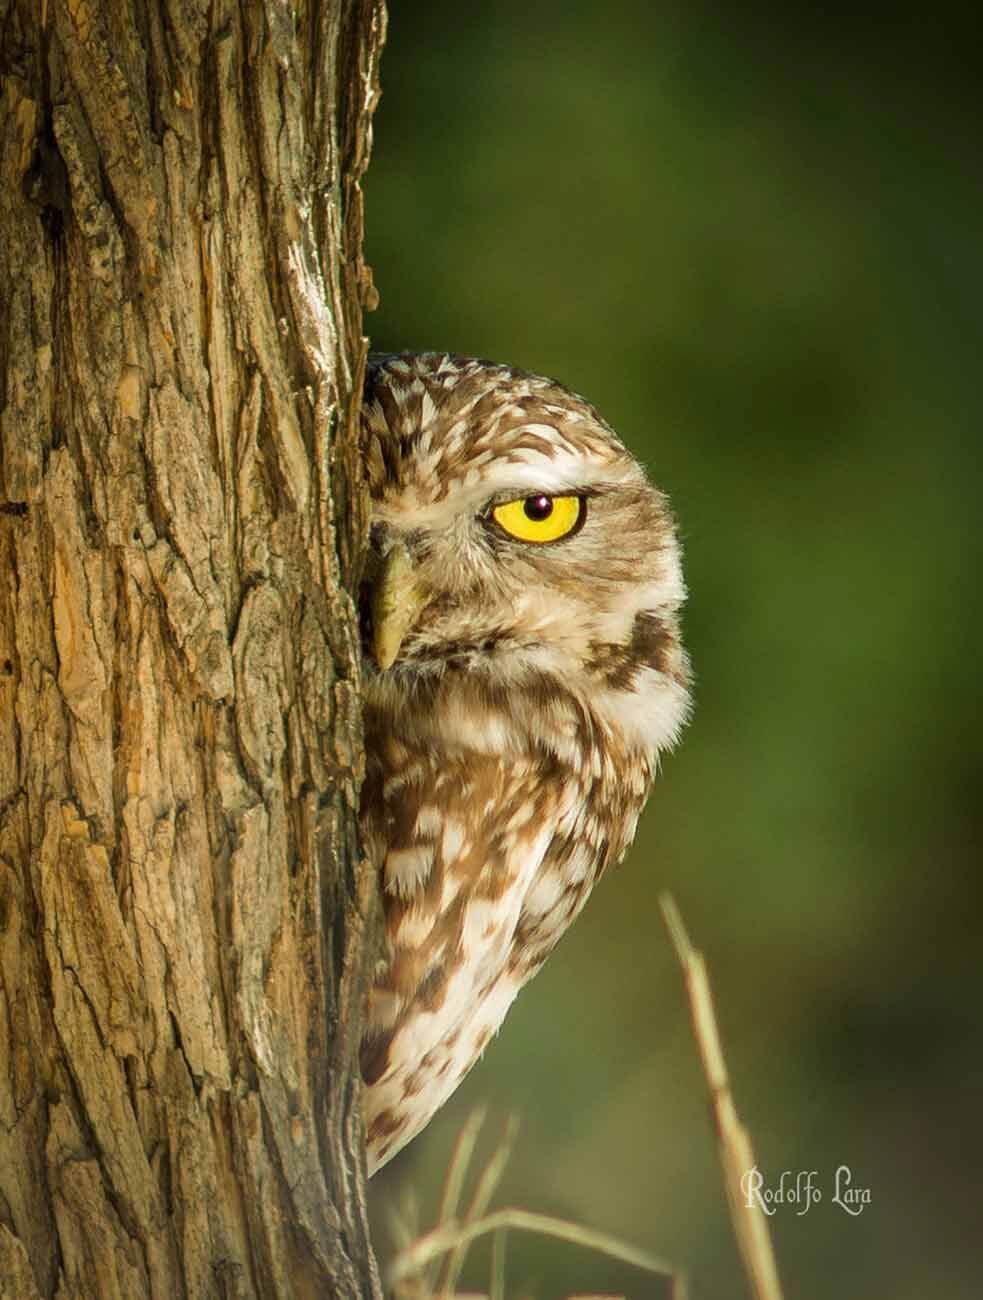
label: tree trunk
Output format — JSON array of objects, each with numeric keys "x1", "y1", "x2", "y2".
[{"x1": 0, "y1": 2, "x2": 386, "y2": 1296}]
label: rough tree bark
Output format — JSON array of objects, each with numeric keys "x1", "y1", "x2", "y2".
[{"x1": 0, "y1": 2, "x2": 386, "y2": 1297}]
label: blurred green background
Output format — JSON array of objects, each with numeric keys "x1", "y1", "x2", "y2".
[{"x1": 363, "y1": 3, "x2": 982, "y2": 1296}]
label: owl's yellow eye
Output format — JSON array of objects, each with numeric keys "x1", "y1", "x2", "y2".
[{"x1": 491, "y1": 494, "x2": 585, "y2": 543}]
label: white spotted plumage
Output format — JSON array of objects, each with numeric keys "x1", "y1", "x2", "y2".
[{"x1": 359, "y1": 353, "x2": 690, "y2": 1172}]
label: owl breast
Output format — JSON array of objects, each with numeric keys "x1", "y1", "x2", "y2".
[{"x1": 360, "y1": 673, "x2": 651, "y2": 1173}]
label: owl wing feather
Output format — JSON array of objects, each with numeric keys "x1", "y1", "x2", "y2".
[{"x1": 361, "y1": 747, "x2": 586, "y2": 1171}]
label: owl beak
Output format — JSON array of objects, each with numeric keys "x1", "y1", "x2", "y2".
[{"x1": 368, "y1": 541, "x2": 430, "y2": 670}]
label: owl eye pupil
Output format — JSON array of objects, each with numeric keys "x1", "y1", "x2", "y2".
[{"x1": 523, "y1": 495, "x2": 554, "y2": 522}]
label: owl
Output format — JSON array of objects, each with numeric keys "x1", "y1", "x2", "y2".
[{"x1": 358, "y1": 353, "x2": 690, "y2": 1174}]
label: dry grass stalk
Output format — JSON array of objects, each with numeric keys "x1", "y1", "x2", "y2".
[
  {"x1": 658, "y1": 893, "x2": 785, "y2": 1300},
  {"x1": 388, "y1": 1111, "x2": 679, "y2": 1299}
]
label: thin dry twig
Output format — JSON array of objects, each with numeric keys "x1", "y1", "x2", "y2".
[
  {"x1": 436, "y1": 1115, "x2": 519, "y2": 1298},
  {"x1": 391, "y1": 1205, "x2": 675, "y2": 1288},
  {"x1": 388, "y1": 1099, "x2": 680, "y2": 1296},
  {"x1": 658, "y1": 893, "x2": 785, "y2": 1300},
  {"x1": 426, "y1": 1107, "x2": 490, "y2": 1295},
  {"x1": 436, "y1": 1106, "x2": 489, "y2": 1230},
  {"x1": 489, "y1": 1228, "x2": 507, "y2": 1300}
]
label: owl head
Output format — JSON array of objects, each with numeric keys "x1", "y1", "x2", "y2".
[{"x1": 360, "y1": 353, "x2": 690, "y2": 765}]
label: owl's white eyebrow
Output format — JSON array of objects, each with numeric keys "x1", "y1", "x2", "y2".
[{"x1": 458, "y1": 456, "x2": 629, "y2": 499}]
